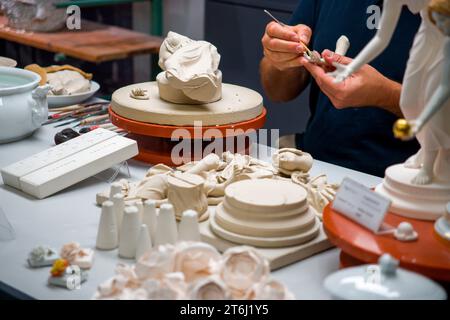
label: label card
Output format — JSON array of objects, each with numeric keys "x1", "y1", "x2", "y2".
[{"x1": 332, "y1": 177, "x2": 391, "y2": 232}]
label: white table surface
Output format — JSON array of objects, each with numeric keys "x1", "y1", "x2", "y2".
[{"x1": 0, "y1": 123, "x2": 382, "y2": 300}]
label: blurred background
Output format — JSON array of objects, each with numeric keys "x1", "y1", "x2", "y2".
[{"x1": 0, "y1": 0, "x2": 310, "y2": 136}]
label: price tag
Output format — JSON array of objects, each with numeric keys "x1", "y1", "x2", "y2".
[{"x1": 332, "y1": 177, "x2": 391, "y2": 232}]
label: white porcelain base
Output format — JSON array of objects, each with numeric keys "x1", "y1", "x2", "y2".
[
  {"x1": 435, "y1": 217, "x2": 450, "y2": 242},
  {"x1": 199, "y1": 218, "x2": 332, "y2": 271},
  {"x1": 375, "y1": 164, "x2": 450, "y2": 221}
]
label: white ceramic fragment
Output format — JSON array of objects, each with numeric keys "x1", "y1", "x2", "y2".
[
  {"x1": 119, "y1": 206, "x2": 141, "y2": 259},
  {"x1": 60, "y1": 242, "x2": 95, "y2": 269},
  {"x1": 136, "y1": 224, "x2": 152, "y2": 261},
  {"x1": 178, "y1": 210, "x2": 201, "y2": 242},
  {"x1": 109, "y1": 182, "x2": 122, "y2": 200},
  {"x1": 27, "y1": 245, "x2": 58, "y2": 268},
  {"x1": 154, "y1": 203, "x2": 178, "y2": 246},
  {"x1": 96, "y1": 200, "x2": 119, "y2": 250},
  {"x1": 134, "y1": 200, "x2": 144, "y2": 223},
  {"x1": 167, "y1": 172, "x2": 208, "y2": 221},
  {"x1": 112, "y1": 193, "x2": 125, "y2": 232},
  {"x1": 272, "y1": 148, "x2": 313, "y2": 176},
  {"x1": 143, "y1": 200, "x2": 158, "y2": 244},
  {"x1": 48, "y1": 269, "x2": 88, "y2": 289},
  {"x1": 394, "y1": 222, "x2": 418, "y2": 242}
]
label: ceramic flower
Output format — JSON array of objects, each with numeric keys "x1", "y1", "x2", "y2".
[
  {"x1": 50, "y1": 259, "x2": 69, "y2": 277},
  {"x1": 59, "y1": 242, "x2": 81, "y2": 263},
  {"x1": 188, "y1": 276, "x2": 230, "y2": 300},
  {"x1": 173, "y1": 242, "x2": 221, "y2": 283},
  {"x1": 245, "y1": 279, "x2": 294, "y2": 300},
  {"x1": 220, "y1": 246, "x2": 270, "y2": 298},
  {"x1": 29, "y1": 245, "x2": 54, "y2": 261},
  {"x1": 135, "y1": 245, "x2": 175, "y2": 280},
  {"x1": 142, "y1": 272, "x2": 187, "y2": 300}
]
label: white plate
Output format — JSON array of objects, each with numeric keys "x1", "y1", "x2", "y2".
[{"x1": 47, "y1": 81, "x2": 100, "y2": 108}]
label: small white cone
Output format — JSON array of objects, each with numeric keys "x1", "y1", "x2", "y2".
[
  {"x1": 96, "y1": 201, "x2": 119, "y2": 250},
  {"x1": 178, "y1": 210, "x2": 200, "y2": 242},
  {"x1": 112, "y1": 193, "x2": 125, "y2": 232},
  {"x1": 143, "y1": 200, "x2": 157, "y2": 244},
  {"x1": 118, "y1": 206, "x2": 140, "y2": 259},
  {"x1": 109, "y1": 182, "x2": 122, "y2": 200},
  {"x1": 155, "y1": 203, "x2": 178, "y2": 246},
  {"x1": 335, "y1": 35, "x2": 350, "y2": 56},
  {"x1": 135, "y1": 224, "x2": 152, "y2": 261},
  {"x1": 134, "y1": 200, "x2": 144, "y2": 223}
]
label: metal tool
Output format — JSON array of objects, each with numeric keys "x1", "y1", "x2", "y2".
[
  {"x1": 54, "y1": 108, "x2": 108, "y2": 128},
  {"x1": 263, "y1": 9, "x2": 325, "y2": 65}
]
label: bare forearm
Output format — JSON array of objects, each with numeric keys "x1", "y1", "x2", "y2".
[
  {"x1": 376, "y1": 78, "x2": 403, "y2": 117},
  {"x1": 260, "y1": 57, "x2": 310, "y2": 102}
]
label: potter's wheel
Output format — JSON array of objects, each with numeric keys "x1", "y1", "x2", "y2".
[
  {"x1": 322, "y1": 203, "x2": 450, "y2": 282},
  {"x1": 110, "y1": 82, "x2": 267, "y2": 165}
]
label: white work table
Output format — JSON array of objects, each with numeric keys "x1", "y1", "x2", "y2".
[{"x1": 0, "y1": 124, "x2": 382, "y2": 300}]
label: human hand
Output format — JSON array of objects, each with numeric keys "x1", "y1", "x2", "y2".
[
  {"x1": 262, "y1": 21, "x2": 312, "y2": 71},
  {"x1": 328, "y1": 62, "x2": 354, "y2": 83},
  {"x1": 303, "y1": 49, "x2": 401, "y2": 110}
]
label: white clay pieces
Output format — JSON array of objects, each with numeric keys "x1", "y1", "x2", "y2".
[
  {"x1": 96, "y1": 201, "x2": 119, "y2": 250},
  {"x1": 119, "y1": 206, "x2": 141, "y2": 259},
  {"x1": 60, "y1": 242, "x2": 95, "y2": 270},
  {"x1": 48, "y1": 258, "x2": 88, "y2": 290},
  {"x1": 27, "y1": 245, "x2": 59, "y2": 268}
]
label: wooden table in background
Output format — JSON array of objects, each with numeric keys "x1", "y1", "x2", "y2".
[{"x1": 0, "y1": 16, "x2": 163, "y2": 63}]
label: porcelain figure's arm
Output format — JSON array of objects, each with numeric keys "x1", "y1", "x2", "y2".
[
  {"x1": 415, "y1": 39, "x2": 450, "y2": 133},
  {"x1": 330, "y1": 0, "x2": 404, "y2": 82}
]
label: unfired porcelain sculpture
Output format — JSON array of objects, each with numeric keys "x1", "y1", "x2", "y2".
[
  {"x1": 210, "y1": 179, "x2": 321, "y2": 248},
  {"x1": 157, "y1": 31, "x2": 222, "y2": 104},
  {"x1": 135, "y1": 224, "x2": 152, "y2": 261},
  {"x1": 291, "y1": 173, "x2": 340, "y2": 218},
  {"x1": 96, "y1": 201, "x2": 119, "y2": 250},
  {"x1": 330, "y1": 0, "x2": 450, "y2": 221},
  {"x1": 60, "y1": 242, "x2": 95, "y2": 270},
  {"x1": 48, "y1": 259, "x2": 89, "y2": 289},
  {"x1": 178, "y1": 210, "x2": 201, "y2": 242},
  {"x1": 119, "y1": 206, "x2": 141, "y2": 259},
  {"x1": 93, "y1": 242, "x2": 294, "y2": 300},
  {"x1": 27, "y1": 245, "x2": 58, "y2": 268},
  {"x1": 154, "y1": 203, "x2": 178, "y2": 246},
  {"x1": 109, "y1": 182, "x2": 122, "y2": 200},
  {"x1": 2, "y1": 0, "x2": 67, "y2": 32},
  {"x1": 47, "y1": 70, "x2": 91, "y2": 96},
  {"x1": 167, "y1": 172, "x2": 209, "y2": 221},
  {"x1": 272, "y1": 148, "x2": 313, "y2": 176}
]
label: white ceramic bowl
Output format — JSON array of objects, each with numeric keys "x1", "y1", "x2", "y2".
[
  {"x1": 0, "y1": 67, "x2": 50, "y2": 143},
  {"x1": 0, "y1": 57, "x2": 17, "y2": 68},
  {"x1": 47, "y1": 81, "x2": 100, "y2": 108}
]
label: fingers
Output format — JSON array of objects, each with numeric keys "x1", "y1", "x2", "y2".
[
  {"x1": 266, "y1": 54, "x2": 308, "y2": 71},
  {"x1": 266, "y1": 21, "x2": 299, "y2": 42},
  {"x1": 264, "y1": 36, "x2": 304, "y2": 54},
  {"x1": 263, "y1": 48, "x2": 299, "y2": 62},
  {"x1": 293, "y1": 25, "x2": 312, "y2": 45},
  {"x1": 322, "y1": 49, "x2": 353, "y2": 66}
]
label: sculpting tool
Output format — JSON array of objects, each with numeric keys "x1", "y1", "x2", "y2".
[
  {"x1": 72, "y1": 114, "x2": 110, "y2": 128},
  {"x1": 263, "y1": 9, "x2": 325, "y2": 65},
  {"x1": 54, "y1": 109, "x2": 108, "y2": 128}
]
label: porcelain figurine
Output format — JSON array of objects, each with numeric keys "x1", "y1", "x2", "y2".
[
  {"x1": 27, "y1": 245, "x2": 58, "y2": 268},
  {"x1": 330, "y1": 0, "x2": 450, "y2": 186},
  {"x1": 96, "y1": 201, "x2": 119, "y2": 250},
  {"x1": 157, "y1": 31, "x2": 222, "y2": 104},
  {"x1": 329, "y1": 0, "x2": 450, "y2": 220},
  {"x1": 60, "y1": 242, "x2": 95, "y2": 269},
  {"x1": 135, "y1": 224, "x2": 152, "y2": 261},
  {"x1": 118, "y1": 206, "x2": 141, "y2": 259},
  {"x1": 394, "y1": 222, "x2": 419, "y2": 241}
]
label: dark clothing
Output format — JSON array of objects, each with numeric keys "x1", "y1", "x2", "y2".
[{"x1": 290, "y1": 0, "x2": 421, "y2": 176}]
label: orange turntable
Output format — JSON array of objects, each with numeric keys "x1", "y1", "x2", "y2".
[{"x1": 323, "y1": 204, "x2": 450, "y2": 282}]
